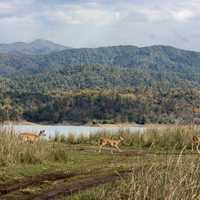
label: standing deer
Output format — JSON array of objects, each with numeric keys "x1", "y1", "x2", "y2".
[
  {"x1": 99, "y1": 136, "x2": 124, "y2": 154},
  {"x1": 19, "y1": 130, "x2": 46, "y2": 143},
  {"x1": 192, "y1": 135, "x2": 200, "y2": 153}
]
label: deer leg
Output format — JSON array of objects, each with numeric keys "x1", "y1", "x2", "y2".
[
  {"x1": 192, "y1": 143, "x2": 194, "y2": 151},
  {"x1": 111, "y1": 148, "x2": 113, "y2": 154},
  {"x1": 99, "y1": 145, "x2": 103, "y2": 153},
  {"x1": 115, "y1": 145, "x2": 122, "y2": 152},
  {"x1": 196, "y1": 144, "x2": 199, "y2": 153},
  {"x1": 197, "y1": 144, "x2": 200, "y2": 154}
]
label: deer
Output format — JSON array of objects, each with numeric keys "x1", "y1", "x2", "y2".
[
  {"x1": 192, "y1": 135, "x2": 200, "y2": 153},
  {"x1": 19, "y1": 130, "x2": 46, "y2": 143},
  {"x1": 98, "y1": 136, "x2": 124, "y2": 154}
]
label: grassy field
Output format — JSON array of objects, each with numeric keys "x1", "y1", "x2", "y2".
[{"x1": 0, "y1": 125, "x2": 200, "y2": 200}]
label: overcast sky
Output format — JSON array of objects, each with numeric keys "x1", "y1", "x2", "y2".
[{"x1": 0, "y1": 0, "x2": 200, "y2": 50}]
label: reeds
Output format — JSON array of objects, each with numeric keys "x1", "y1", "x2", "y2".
[
  {"x1": 0, "y1": 125, "x2": 199, "y2": 166},
  {"x1": 52, "y1": 125, "x2": 198, "y2": 150},
  {"x1": 0, "y1": 126, "x2": 71, "y2": 166},
  {"x1": 71, "y1": 150, "x2": 200, "y2": 200}
]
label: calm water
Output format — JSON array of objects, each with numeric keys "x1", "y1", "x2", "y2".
[{"x1": 2, "y1": 124, "x2": 145, "y2": 138}]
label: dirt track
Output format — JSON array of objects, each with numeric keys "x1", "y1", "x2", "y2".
[
  {"x1": 0, "y1": 171, "x2": 78, "y2": 196},
  {"x1": 0, "y1": 169, "x2": 131, "y2": 200},
  {"x1": 0, "y1": 148, "x2": 193, "y2": 197},
  {"x1": 24, "y1": 170, "x2": 131, "y2": 200},
  {"x1": 0, "y1": 147, "x2": 194, "y2": 200},
  {"x1": 65, "y1": 144, "x2": 193, "y2": 155}
]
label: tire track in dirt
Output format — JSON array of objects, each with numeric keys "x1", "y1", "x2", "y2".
[
  {"x1": 24, "y1": 169, "x2": 131, "y2": 200},
  {"x1": 0, "y1": 165, "x2": 118, "y2": 198},
  {"x1": 0, "y1": 146, "x2": 190, "y2": 199},
  {"x1": 0, "y1": 171, "x2": 78, "y2": 196},
  {"x1": 68, "y1": 144, "x2": 192, "y2": 156}
]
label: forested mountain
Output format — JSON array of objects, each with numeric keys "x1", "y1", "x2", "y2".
[
  {"x1": 0, "y1": 39, "x2": 69, "y2": 55},
  {"x1": 0, "y1": 45, "x2": 200, "y2": 79},
  {"x1": 1, "y1": 44, "x2": 200, "y2": 124},
  {"x1": 0, "y1": 45, "x2": 200, "y2": 91},
  {"x1": 3, "y1": 64, "x2": 196, "y2": 94}
]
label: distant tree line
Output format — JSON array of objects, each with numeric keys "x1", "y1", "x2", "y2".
[{"x1": 0, "y1": 88, "x2": 200, "y2": 124}]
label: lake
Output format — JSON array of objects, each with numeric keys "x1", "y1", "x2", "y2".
[{"x1": 2, "y1": 124, "x2": 145, "y2": 138}]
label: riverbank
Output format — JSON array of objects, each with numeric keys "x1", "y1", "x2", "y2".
[
  {"x1": 2, "y1": 120, "x2": 197, "y2": 131},
  {"x1": 2, "y1": 120, "x2": 141, "y2": 128},
  {"x1": 2, "y1": 120, "x2": 38, "y2": 126}
]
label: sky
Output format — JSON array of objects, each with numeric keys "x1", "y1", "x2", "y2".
[{"x1": 0, "y1": 0, "x2": 200, "y2": 50}]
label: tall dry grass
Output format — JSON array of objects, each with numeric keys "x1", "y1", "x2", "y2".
[
  {"x1": 53, "y1": 125, "x2": 198, "y2": 150},
  {"x1": 0, "y1": 125, "x2": 199, "y2": 166},
  {"x1": 0, "y1": 126, "x2": 71, "y2": 166},
  {"x1": 69, "y1": 151, "x2": 200, "y2": 200}
]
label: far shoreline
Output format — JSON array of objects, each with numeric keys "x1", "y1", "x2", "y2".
[
  {"x1": 1, "y1": 120, "x2": 195, "y2": 129},
  {"x1": 2, "y1": 120, "x2": 142, "y2": 128}
]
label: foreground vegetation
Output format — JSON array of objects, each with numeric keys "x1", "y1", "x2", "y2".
[
  {"x1": 67, "y1": 155, "x2": 200, "y2": 200},
  {"x1": 0, "y1": 126, "x2": 198, "y2": 167},
  {"x1": 1, "y1": 126, "x2": 200, "y2": 199},
  {"x1": 52, "y1": 125, "x2": 197, "y2": 150}
]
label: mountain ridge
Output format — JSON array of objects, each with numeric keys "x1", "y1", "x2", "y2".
[
  {"x1": 0, "y1": 39, "x2": 70, "y2": 55},
  {"x1": 1, "y1": 44, "x2": 200, "y2": 92},
  {"x1": 0, "y1": 43, "x2": 200, "y2": 123}
]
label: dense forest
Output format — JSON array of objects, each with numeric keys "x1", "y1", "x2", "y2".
[
  {"x1": 1, "y1": 88, "x2": 200, "y2": 124},
  {"x1": 1, "y1": 44, "x2": 200, "y2": 124}
]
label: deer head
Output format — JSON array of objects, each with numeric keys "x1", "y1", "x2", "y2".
[{"x1": 39, "y1": 130, "x2": 46, "y2": 136}]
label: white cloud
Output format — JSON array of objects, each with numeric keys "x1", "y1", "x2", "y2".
[
  {"x1": 0, "y1": 2, "x2": 13, "y2": 10},
  {"x1": 45, "y1": 5, "x2": 120, "y2": 25},
  {"x1": 172, "y1": 9, "x2": 194, "y2": 22},
  {"x1": 0, "y1": 14, "x2": 42, "y2": 43},
  {"x1": 0, "y1": 0, "x2": 200, "y2": 50},
  {"x1": 117, "y1": 2, "x2": 198, "y2": 23},
  {"x1": 0, "y1": 2, "x2": 16, "y2": 13}
]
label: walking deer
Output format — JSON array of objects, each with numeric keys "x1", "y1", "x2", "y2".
[
  {"x1": 99, "y1": 136, "x2": 124, "y2": 154},
  {"x1": 192, "y1": 135, "x2": 200, "y2": 153},
  {"x1": 19, "y1": 130, "x2": 46, "y2": 143}
]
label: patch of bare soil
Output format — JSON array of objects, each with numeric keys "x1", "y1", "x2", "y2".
[
  {"x1": 0, "y1": 171, "x2": 78, "y2": 196},
  {"x1": 26, "y1": 170, "x2": 131, "y2": 200}
]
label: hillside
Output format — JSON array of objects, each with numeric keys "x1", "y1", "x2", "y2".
[
  {"x1": 0, "y1": 39, "x2": 69, "y2": 55},
  {"x1": 2, "y1": 64, "x2": 196, "y2": 94},
  {"x1": 0, "y1": 44, "x2": 200, "y2": 124},
  {"x1": 0, "y1": 45, "x2": 200, "y2": 91}
]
